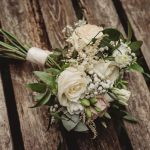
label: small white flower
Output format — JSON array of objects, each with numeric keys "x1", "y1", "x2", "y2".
[
  {"x1": 67, "y1": 102, "x2": 84, "y2": 114},
  {"x1": 89, "y1": 83, "x2": 95, "y2": 89},
  {"x1": 98, "y1": 86, "x2": 102, "y2": 91}
]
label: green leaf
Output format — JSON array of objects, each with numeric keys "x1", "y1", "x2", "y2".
[
  {"x1": 74, "y1": 121, "x2": 89, "y2": 132},
  {"x1": 129, "y1": 63, "x2": 144, "y2": 73},
  {"x1": 35, "y1": 92, "x2": 47, "y2": 101},
  {"x1": 26, "y1": 83, "x2": 46, "y2": 93},
  {"x1": 30, "y1": 91, "x2": 51, "y2": 108},
  {"x1": 123, "y1": 114, "x2": 138, "y2": 123},
  {"x1": 102, "y1": 28, "x2": 124, "y2": 41},
  {"x1": 61, "y1": 113, "x2": 79, "y2": 131},
  {"x1": 46, "y1": 68, "x2": 60, "y2": 75},
  {"x1": 128, "y1": 41, "x2": 143, "y2": 52},
  {"x1": 61, "y1": 63, "x2": 70, "y2": 71},
  {"x1": 100, "y1": 36, "x2": 114, "y2": 49},
  {"x1": 127, "y1": 22, "x2": 132, "y2": 42},
  {"x1": 34, "y1": 71, "x2": 56, "y2": 87}
]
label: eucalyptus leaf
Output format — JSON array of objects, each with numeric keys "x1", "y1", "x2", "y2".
[
  {"x1": 26, "y1": 83, "x2": 46, "y2": 93},
  {"x1": 61, "y1": 113, "x2": 79, "y2": 131},
  {"x1": 74, "y1": 121, "x2": 89, "y2": 132}
]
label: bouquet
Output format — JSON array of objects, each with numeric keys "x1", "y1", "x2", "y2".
[{"x1": 0, "y1": 20, "x2": 146, "y2": 138}]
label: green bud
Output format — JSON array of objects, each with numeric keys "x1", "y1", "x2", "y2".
[
  {"x1": 85, "y1": 108, "x2": 92, "y2": 118},
  {"x1": 95, "y1": 106, "x2": 101, "y2": 112},
  {"x1": 80, "y1": 99, "x2": 90, "y2": 107},
  {"x1": 89, "y1": 98, "x2": 97, "y2": 105}
]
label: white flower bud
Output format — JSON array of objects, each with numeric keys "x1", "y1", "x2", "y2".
[
  {"x1": 94, "y1": 91, "x2": 98, "y2": 95},
  {"x1": 111, "y1": 88, "x2": 131, "y2": 105},
  {"x1": 54, "y1": 104, "x2": 58, "y2": 108},
  {"x1": 89, "y1": 70, "x2": 94, "y2": 75}
]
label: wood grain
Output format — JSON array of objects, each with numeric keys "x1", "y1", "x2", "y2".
[
  {"x1": 0, "y1": 0, "x2": 63, "y2": 149},
  {"x1": 120, "y1": 0, "x2": 150, "y2": 70},
  {"x1": 124, "y1": 72, "x2": 150, "y2": 150},
  {"x1": 79, "y1": 0, "x2": 150, "y2": 149},
  {"x1": 38, "y1": 0, "x2": 77, "y2": 49},
  {"x1": 0, "y1": 73, "x2": 13, "y2": 150},
  {"x1": 38, "y1": 0, "x2": 121, "y2": 149}
]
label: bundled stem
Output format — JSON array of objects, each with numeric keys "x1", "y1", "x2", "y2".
[
  {"x1": 0, "y1": 29, "x2": 29, "y2": 60},
  {"x1": 0, "y1": 29, "x2": 62, "y2": 69}
]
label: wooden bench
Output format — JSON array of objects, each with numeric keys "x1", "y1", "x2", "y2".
[{"x1": 0, "y1": 0, "x2": 150, "y2": 149}]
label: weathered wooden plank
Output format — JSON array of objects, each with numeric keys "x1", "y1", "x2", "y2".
[
  {"x1": 0, "y1": 73, "x2": 13, "y2": 150},
  {"x1": 79, "y1": 0, "x2": 150, "y2": 149},
  {"x1": 38, "y1": 0, "x2": 121, "y2": 149},
  {"x1": 124, "y1": 72, "x2": 150, "y2": 150},
  {"x1": 0, "y1": 0, "x2": 63, "y2": 149},
  {"x1": 38, "y1": 0, "x2": 77, "y2": 49},
  {"x1": 120, "y1": 0, "x2": 150, "y2": 70}
]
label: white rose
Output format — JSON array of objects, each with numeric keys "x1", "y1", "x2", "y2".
[
  {"x1": 111, "y1": 88, "x2": 131, "y2": 105},
  {"x1": 93, "y1": 59, "x2": 119, "y2": 83},
  {"x1": 57, "y1": 67, "x2": 88, "y2": 114},
  {"x1": 66, "y1": 24, "x2": 103, "y2": 50},
  {"x1": 115, "y1": 54, "x2": 132, "y2": 68}
]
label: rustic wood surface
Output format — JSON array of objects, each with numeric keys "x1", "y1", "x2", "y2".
[
  {"x1": 124, "y1": 72, "x2": 150, "y2": 150},
  {"x1": 79, "y1": 0, "x2": 150, "y2": 149},
  {"x1": 120, "y1": 0, "x2": 150, "y2": 70},
  {"x1": 0, "y1": 0, "x2": 63, "y2": 149},
  {"x1": 0, "y1": 0, "x2": 150, "y2": 150},
  {"x1": 0, "y1": 73, "x2": 12, "y2": 150}
]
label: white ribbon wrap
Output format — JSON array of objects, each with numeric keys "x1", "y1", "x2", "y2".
[{"x1": 26, "y1": 47, "x2": 51, "y2": 66}]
